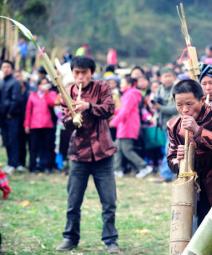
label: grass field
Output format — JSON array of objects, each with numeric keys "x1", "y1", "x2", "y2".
[{"x1": 0, "y1": 147, "x2": 172, "y2": 255}]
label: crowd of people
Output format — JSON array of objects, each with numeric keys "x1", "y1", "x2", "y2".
[
  {"x1": 0, "y1": 43, "x2": 211, "y2": 253},
  {"x1": 0, "y1": 45, "x2": 212, "y2": 180}
]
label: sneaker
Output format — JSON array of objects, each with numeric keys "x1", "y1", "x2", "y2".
[
  {"x1": 3, "y1": 166, "x2": 15, "y2": 175},
  {"x1": 114, "y1": 171, "x2": 124, "y2": 178},
  {"x1": 56, "y1": 239, "x2": 77, "y2": 252},
  {"x1": 136, "y1": 165, "x2": 152, "y2": 179},
  {"x1": 106, "y1": 243, "x2": 120, "y2": 254},
  {"x1": 16, "y1": 165, "x2": 26, "y2": 172}
]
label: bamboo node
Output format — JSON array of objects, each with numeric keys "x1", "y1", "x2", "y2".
[{"x1": 178, "y1": 172, "x2": 196, "y2": 178}]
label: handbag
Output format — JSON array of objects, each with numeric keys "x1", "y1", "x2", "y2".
[{"x1": 142, "y1": 126, "x2": 166, "y2": 149}]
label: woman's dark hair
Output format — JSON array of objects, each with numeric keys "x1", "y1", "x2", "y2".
[
  {"x1": 71, "y1": 56, "x2": 96, "y2": 74},
  {"x1": 172, "y1": 79, "x2": 204, "y2": 100},
  {"x1": 130, "y1": 66, "x2": 145, "y2": 76},
  {"x1": 125, "y1": 75, "x2": 137, "y2": 87}
]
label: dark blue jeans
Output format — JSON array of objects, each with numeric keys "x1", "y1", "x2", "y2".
[
  {"x1": 1, "y1": 117, "x2": 20, "y2": 167},
  {"x1": 63, "y1": 156, "x2": 118, "y2": 245}
]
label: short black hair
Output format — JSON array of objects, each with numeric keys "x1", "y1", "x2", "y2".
[
  {"x1": 1, "y1": 60, "x2": 15, "y2": 70},
  {"x1": 105, "y1": 65, "x2": 115, "y2": 73},
  {"x1": 172, "y1": 79, "x2": 204, "y2": 100},
  {"x1": 71, "y1": 56, "x2": 96, "y2": 74},
  {"x1": 130, "y1": 66, "x2": 145, "y2": 76}
]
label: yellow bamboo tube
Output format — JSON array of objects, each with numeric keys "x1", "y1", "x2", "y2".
[
  {"x1": 73, "y1": 83, "x2": 82, "y2": 127},
  {"x1": 41, "y1": 53, "x2": 82, "y2": 128},
  {"x1": 170, "y1": 177, "x2": 195, "y2": 255},
  {"x1": 206, "y1": 94, "x2": 210, "y2": 105}
]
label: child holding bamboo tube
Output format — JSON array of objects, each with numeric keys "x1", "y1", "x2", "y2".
[{"x1": 167, "y1": 79, "x2": 212, "y2": 226}]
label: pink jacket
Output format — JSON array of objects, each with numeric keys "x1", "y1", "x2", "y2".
[
  {"x1": 24, "y1": 91, "x2": 57, "y2": 129},
  {"x1": 111, "y1": 87, "x2": 142, "y2": 139}
]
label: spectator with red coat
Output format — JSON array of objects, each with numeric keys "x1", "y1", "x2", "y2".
[
  {"x1": 110, "y1": 75, "x2": 152, "y2": 178},
  {"x1": 24, "y1": 77, "x2": 57, "y2": 172}
]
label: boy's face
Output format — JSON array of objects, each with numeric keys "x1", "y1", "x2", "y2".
[
  {"x1": 161, "y1": 72, "x2": 176, "y2": 87},
  {"x1": 72, "y1": 67, "x2": 92, "y2": 88},
  {"x1": 1, "y1": 63, "x2": 13, "y2": 77},
  {"x1": 175, "y1": 92, "x2": 204, "y2": 119},
  {"x1": 201, "y1": 76, "x2": 212, "y2": 100}
]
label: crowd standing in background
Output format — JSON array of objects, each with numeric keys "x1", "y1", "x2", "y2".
[{"x1": 0, "y1": 44, "x2": 212, "y2": 187}]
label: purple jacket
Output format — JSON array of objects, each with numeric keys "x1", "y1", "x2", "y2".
[
  {"x1": 63, "y1": 80, "x2": 117, "y2": 162},
  {"x1": 111, "y1": 87, "x2": 142, "y2": 139}
]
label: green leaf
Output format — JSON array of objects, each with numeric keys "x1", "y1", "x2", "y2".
[{"x1": 0, "y1": 16, "x2": 34, "y2": 41}]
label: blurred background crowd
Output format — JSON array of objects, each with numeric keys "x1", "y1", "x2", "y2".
[{"x1": 0, "y1": 41, "x2": 211, "y2": 183}]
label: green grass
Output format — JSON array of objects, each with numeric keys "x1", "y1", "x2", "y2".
[{"x1": 0, "y1": 147, "x2": 172, "y2": 255}]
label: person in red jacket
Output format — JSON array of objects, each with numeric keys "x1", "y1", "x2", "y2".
[{"x1": 24, "y1": 77, "x2": 57, "y2": 172}]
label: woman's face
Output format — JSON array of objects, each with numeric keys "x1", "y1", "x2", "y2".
[
  {"x1": 131, "y1": 69, "x2": 144, "y2": 79},
  {"x1": 151, "y1": 82, "x2": 159, "y2": 93},
  {"x1": 201, "y1": 75, "x2": 212, "y2": 100},
  {"x1": 120, "y1": 78, "x2": 129, "y2": 92},
  {"x1": 38, "y1": 79, "x2": 50, "y2": 91},
  {"x1": 137, "y1": 77, "x2": 149, "y2": 90}
]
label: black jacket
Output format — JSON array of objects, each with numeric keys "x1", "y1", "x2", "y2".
[{"x1": 0, "y1": 74, "x2": 21, "y2": 120}]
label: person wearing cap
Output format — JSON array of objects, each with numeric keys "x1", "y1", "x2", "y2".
[{"x1": 199, "y1": 64, "x2": 212, "y2": 106}]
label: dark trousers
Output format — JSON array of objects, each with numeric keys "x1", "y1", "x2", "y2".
[
  {"x1": 114, "y1": 139, "x2": 146, "y2": 173},
  {"x1": 1, "y1": 118, "x2": 20, "y2": 167},
  {"x1": 19, "y1": 125, "x2": 29, "y2": 167},
  {"x1": 197, "y1": 175, "x2": 212, "y2": 226},
  {"x1": 63, "y1": 156, "x2": 118, "y2": 245},
  {"x1": 29, "y1": 128, "x2": 54, "y2": 171}
]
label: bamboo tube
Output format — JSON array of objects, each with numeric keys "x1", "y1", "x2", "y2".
[
  {"x1": 170, "y1": 177, "x2": 195, "y2": 255},
  {"x1": 205, "y1": 94, "x2": 210, "y2": 105},
  {"x1": 54, "y1": 57, "x2": 82, "y2": 128},
  {"x1": 73, "y1": 83, "x2": 82, "y2": 127}
]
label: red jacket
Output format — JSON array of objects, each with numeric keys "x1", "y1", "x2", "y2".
[
  {"x1": 111, "y1": 87, "x2": 142, "y2": 139},
  {"x1": 24, "y1": 91, "x2": 57, "y2": 129}
]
